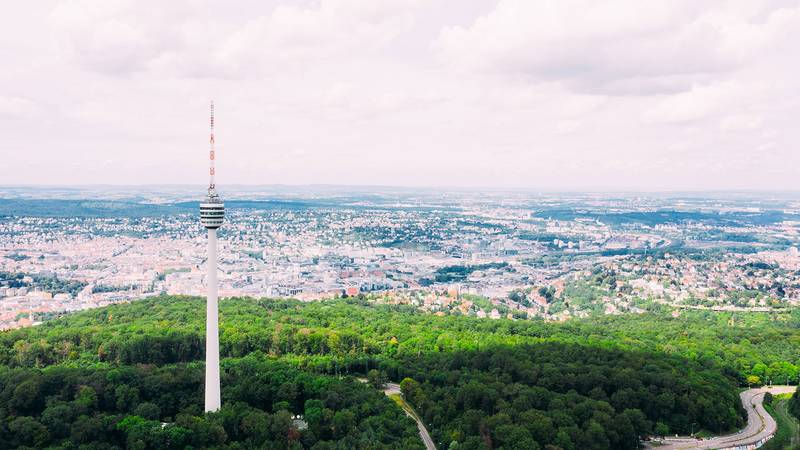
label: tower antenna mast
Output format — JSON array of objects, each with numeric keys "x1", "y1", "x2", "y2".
[{"x1": 209, "y1": 101, "x2": 216, "y2": 194}]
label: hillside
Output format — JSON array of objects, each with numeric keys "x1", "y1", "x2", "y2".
[{"x1": 3, "y1": 296, "x2": 798, "y2": 449}]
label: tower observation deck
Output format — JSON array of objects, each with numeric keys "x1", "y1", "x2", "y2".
[{"x1": 200, "y1": 196, "x2": 225, "y2": 229}]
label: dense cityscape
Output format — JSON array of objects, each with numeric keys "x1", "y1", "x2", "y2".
[{"x1": 3, "y1": 188, "x2": 799, "y2": 330}]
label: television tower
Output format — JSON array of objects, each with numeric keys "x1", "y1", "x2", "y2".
[{"x1": 200, "y1": 101, "x2": 224, "y2": 412}]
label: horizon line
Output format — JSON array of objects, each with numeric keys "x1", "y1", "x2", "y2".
[{"x1": 2, "y1": 183, "x2": 800, "y2": 195}]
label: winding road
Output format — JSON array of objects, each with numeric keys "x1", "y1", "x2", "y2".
[
  {"x1": 371, "y1": 380, "x2": 793, "y2": 450},
  {"x1": 357, "y1": 378, "x2": 436, "y2": 450},
  {"x1": 383, "y1": 382, "x2": 437, "y2": 450},
  {"x1": 652, "y1": 385, "x2": 796, "y2": 450}
]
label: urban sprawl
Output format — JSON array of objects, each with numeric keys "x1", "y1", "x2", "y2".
[{"x1": 2, "y1": 191, "x2": 800, "y2": 330}]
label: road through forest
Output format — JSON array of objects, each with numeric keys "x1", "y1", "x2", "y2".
[
  {"x1": 383, "y1": 382, "x2": 436, "y2": 450},
  {"x1": 652, "y1": 385, "x2": 796, "y2": 449}
]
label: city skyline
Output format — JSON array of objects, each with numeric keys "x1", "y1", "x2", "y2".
[{"x1": 1, "y1": 0, "x2": 799, "y2": 190}]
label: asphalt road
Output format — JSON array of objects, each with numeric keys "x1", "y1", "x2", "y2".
[
  {"x1": 383, "y1": 382, "x2": 437, "y2": 450},
  {"x1": 384, "y1": 382, "x2": 402, "y2": 396},
  {"x1": 653, "y1": 385, "x2": 796, "y2": 450}
]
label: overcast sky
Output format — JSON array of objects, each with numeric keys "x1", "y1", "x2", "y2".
[{"x1": 1, "y1": 0, "x2": 799, "y2": 190}]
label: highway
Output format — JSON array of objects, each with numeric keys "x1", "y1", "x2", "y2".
[{"x1": 653, "y1": 385, "x2": 796, "y2": 450}]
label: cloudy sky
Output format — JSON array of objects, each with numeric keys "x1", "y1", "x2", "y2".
[{"x1": 1, "y1": 0, "x2": 799, "y2": 190}]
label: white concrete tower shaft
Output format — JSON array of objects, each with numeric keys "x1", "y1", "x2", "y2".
[
  {"x1": 200, "y1": 101, "x2": 224, "y2": 413},
  {"x1": 205, "y1": 228, "x2": 220, "y2": 412}
]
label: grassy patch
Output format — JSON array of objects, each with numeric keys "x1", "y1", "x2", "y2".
[
  {"x1": 762, "y1": 394, "x2": 799, "y2": 450},
  {"x1": 389, "y1": 393, "x2": 425, "y2": 424},
  {"x1": 694, "y1": 430, "x2": 716, "y2": 439}
]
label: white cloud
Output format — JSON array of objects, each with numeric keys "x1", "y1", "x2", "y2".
[
  {"x1": 214, "y1": 0, "x2": 420, "y2": 75},
  {"x1": 642, "y1": 81, "x2": 766, "y2": 123},
  {"x1": 0, "y1": 0, "x2": 798, "y2": 190},
  {"x1": 434, "y1": 0, "x2": 800, "y2": 95},
  {"x1": 48, "y1": 0, "x2": 423, "y2": 78},
  {"x1": 0, "y1": 96, "x2": 39, "y2": 119},
  {"x1": 719, "y1": 114, "x2": 763, "y2": 131},
  {"x1": 48, "y1": 0, "x2": 175, "y2": 74}
]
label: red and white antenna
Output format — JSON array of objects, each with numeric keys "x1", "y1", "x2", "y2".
[{"x1": 209, "y1": 101, "x2": 216, "y2": 192}]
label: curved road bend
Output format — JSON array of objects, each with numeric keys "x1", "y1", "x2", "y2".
[
  {"x1": 384, "y1": 382, "x2": 437, "y2": 450},
  {"x1": 653, "y1": 385, "x2": 796, "y2": 450}
]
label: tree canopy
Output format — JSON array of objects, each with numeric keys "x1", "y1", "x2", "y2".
[{"x1": 2, "y1": 295, "x2": 797, "y2": 449}]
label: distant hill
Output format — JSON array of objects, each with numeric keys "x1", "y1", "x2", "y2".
[
  {"x1": 531, "y1": 208, "x2": 795, "y2": 226},
  {"x1": 0, "y1": 197, "x2": 449, "y2": 219},
  {"x1": 0, "y1": 199, "x2": 192, "y2": 218}
]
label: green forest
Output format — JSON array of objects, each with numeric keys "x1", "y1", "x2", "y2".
[{"x1": 1, "y1": 296, "x2": 800, "y2": 449}]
